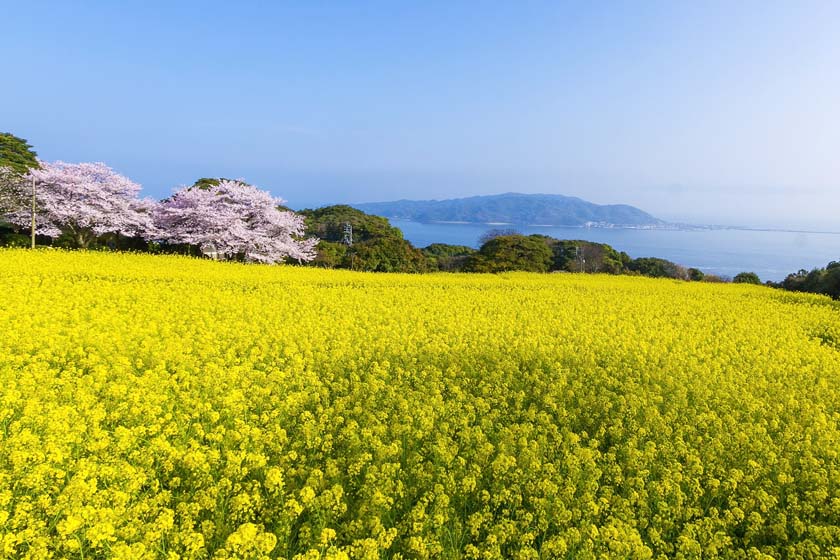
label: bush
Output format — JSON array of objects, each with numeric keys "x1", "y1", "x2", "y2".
[
  {"x1": 687, "y1": 268, "x2": 705, "y2": 281},
  {"x1": 466, "y1": 234, "x2": 553, "y2": 273},
  {"x1": 543, "y1": 239, "x2": 630, "y2": 274},
  {"x1": 422, "y1": 244, "x2": 476, "y2": 272},
  {"x1": 733, "y1": 272, "x2": 762, "y2": 285},
  {"x1": 0, "y1": 233, "x2": 29, "y2": 248},
  {"x1": 627, "y1": 257, "x2": 686, "y2": 279},
  {"x1": 300, "y1": 205, "x2": 427, "y2": 272}
]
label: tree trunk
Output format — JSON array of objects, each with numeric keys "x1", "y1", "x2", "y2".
[{"x1": 75, "y1": 230, "x2": 92, "y2": 249}]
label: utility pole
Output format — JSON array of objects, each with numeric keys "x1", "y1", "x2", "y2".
[
  {"x1": 342, "y1": 222, "x2": 354, "y2": 270},
  {"x1": 342, "y1": 222, "x2": 353, "y2": 247},
  {"x1": 575, "y1": 245, "x2": 585, "y2": 272},
  {"x1": 30, "y1": 175, "x2": 36, "y2": 249}
]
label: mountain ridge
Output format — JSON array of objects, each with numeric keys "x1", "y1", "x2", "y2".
[{"x1": 352, "y1": 192, "x2": 663, "y2": 227}]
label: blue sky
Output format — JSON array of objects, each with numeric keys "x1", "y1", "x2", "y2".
[{"x1": 3, "y1": 1, "x2": 839, "y2": 228}]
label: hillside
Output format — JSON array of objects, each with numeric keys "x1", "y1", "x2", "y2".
[
  {"x1": 353, "y1": 192, "x2": 663, "y2": 226},
  {"x1": 2, "y1": 249, "x2": 839, "y2": 558}
]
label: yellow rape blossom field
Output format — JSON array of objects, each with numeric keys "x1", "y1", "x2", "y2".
[{"x1": 2, "y1": 249, "x2": 840, "y2": 560}]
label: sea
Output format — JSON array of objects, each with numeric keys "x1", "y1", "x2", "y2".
[{"x1": 392, "y1": 220, "x2": 840, "y2": 282}]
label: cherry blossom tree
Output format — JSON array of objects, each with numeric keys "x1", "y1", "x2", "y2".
[
  {"x1": 154, "y1": 179, "x2": 317, "y2": 263},
  {"x1": 3, "y1": 161, "x2": 156, "y2": 247}
]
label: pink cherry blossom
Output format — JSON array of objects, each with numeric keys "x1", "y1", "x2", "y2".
[
  {"x1": 5, "y1": 161, "x2": 156, "y2": 246},
  {"x1": 154, "y1": 179, "x2": 317, "y2": 263}
]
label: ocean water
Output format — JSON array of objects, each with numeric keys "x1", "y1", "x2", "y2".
[{"x1": 393, "y1": 220, "x2": 840, "y2": 282}]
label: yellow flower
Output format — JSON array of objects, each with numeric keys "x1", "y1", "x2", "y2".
[{"x1": 1, "y1": 249, "x2": 839, "y2": 558}]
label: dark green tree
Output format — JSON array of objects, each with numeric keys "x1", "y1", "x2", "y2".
[
  {"x1": 192, "y1": 177, "x2": 223, "y2": 189},
  {"x1": 310, "y1": 240, "x2": 348, "y2": 268},
  {"x1": 781, "y1": 268, "x2": 824, "y2": 293},
  {"x1": 822, "y1": 262, "x2": 840, "y2": 299},
  {"x1": 543, "y1": 238, "x2": 630, "y2": 273},
  {"x1": 351, "y1": 237, "x2": 429, "y2": 272},
  {"x1": 466, "y1": 234, "x2": 553, "y2": 273},
  {"x1": 0, "y1": 133, "x2": 40, "y2": 247},
  {"x1": 0, "y1": 133, "x2": 39, "y2": 174},
  {"x1": 299, "y1": 205, "x2": 428, "y2": 272},
  {"x1": 777, "y1": 261, "x2": 840, "y2": 299},
  {"x1": 301, "y1": 205, "x2": 400, "y2": 243},
  {"x1": 628, "y1": 257, "x2": 686, "y2": 279},
  {"x1": 733, "y1": 271, "x2": 762, "y2": 284},
  {"x1": 478, "y1": 228, "x2": 521, "y2": 246},
  {"x1": 422, "y1": 243, "x2": 476, "y2": 272},
  {"x1": 687, "y1": 268, "x2": 706, "y2": 281}
]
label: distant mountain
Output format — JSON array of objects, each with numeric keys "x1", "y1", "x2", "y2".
[{"x1": 352, "y1": 193, "x2": 663, "y2": 227}]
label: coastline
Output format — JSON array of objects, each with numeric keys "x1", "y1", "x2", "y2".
[{"x1": 387, "y1": 218, "x2": 840, "y2": 236}]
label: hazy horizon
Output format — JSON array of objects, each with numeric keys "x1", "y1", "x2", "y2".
[{"x1": 4, "y1": 1, "x2": 839, "y2": 231}]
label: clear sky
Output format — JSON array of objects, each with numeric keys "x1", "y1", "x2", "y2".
[{"x1": 3, "y1": 1, "x2": 839, "y2": 229}]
